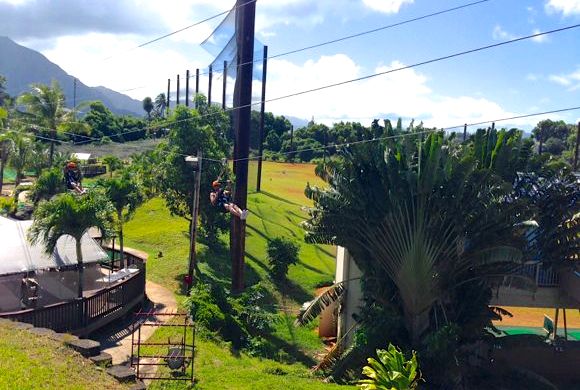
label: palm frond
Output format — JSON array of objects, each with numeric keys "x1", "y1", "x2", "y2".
[{"x1": 295, "y1": 282, "x2": 345, "y2": 326}]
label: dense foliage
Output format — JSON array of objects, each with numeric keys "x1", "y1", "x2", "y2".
[{"x1": 267, "y1": 237, "x2": 300, "y2": 281}]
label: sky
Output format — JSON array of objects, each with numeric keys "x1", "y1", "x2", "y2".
[{"x1": 1, "y1": 0, "x2": 580, "y2": 130}]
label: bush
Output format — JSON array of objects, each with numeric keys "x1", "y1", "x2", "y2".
[
  {"x1": 267, "y1": 237, "x2": 299, "y2": 281},
  {"x1": 0, "y1": 197, "x2": 15, "y2": 215},
  {"x1": 30, "y1": 168, "x2": 65, "y2": 203}
]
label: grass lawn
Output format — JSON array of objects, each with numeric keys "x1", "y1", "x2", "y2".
[
  {"x1": 0, "y1": 321, "x2": 128, "y2": 390},
  {"x1": 123, "y1": 161, "x2": 354, "y2": 389}
]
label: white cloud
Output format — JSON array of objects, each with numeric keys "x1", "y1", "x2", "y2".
[
  {"x1": 263, "y1": 54, "x2": 540, "y2": 129},
  {"x1": 361, "y1": 0, "x2": 414, "y2": 14},
  {"x1": 492, "y1": 25, "x2": 518, "y2": 40},
  {"x1": 526, "y1": 73, "x2": 539, "y2": 81},
  {"x1": 549, "y1": 67, "x2": 580, "y2": 91},
  {"x1": 545, "y1": 0, "x2": 580, "y2": 16},
  {"x1": 531, "y1": 28, "x2": 550, "y2": 43}
]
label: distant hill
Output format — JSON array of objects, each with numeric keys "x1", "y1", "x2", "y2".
[{"x1": 0, "y1": 36, "x2": 143, "y2": 117}]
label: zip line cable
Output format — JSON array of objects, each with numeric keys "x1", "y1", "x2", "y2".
[
  {"x1": 9, "y1": 23, "x2": 580, "y2": 152},
  {"x1": 193, "y1": 0, "x2": 494, "y2": 77},
  {"x1": 101, "y1": 0, "x2": 258, "y2": 61}
]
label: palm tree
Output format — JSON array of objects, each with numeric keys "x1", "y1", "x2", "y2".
[
  {"x1": 142, "y1": 97, "x2": 153, "y2": 121},
  {"x1": 0, "y1": 130, "x2": 14, "y2": 195},
  {"x1": 28, "y1": 192, "x2": 114, "y2": 298},
  {"x1": 97, "y1": 173, "x2": 144, "y2": 269},
  {"x1": 17, "y1": 80, "x2": 68, "y2": 166},
  {"x1": 154, "y1": 93, "x2": 167, "y2": 118},
  {"x1": 102, "y1": 155, "x2": 122, "y2": 178},
  {"x1": 9, "y1": 131, "x2": 32, "y2": 186}
]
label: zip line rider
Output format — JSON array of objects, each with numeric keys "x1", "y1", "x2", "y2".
[
  {"x1": 210, "y1": 180, "x2": 248, "y2": 220},
  {"x1": 64, "y1": 161, "x2": 86, "y2": 195}
]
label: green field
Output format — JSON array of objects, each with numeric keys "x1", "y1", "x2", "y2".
[
  {"x1": 0, "y1": 321, "x2": 127, "y2": 390},
  {"x1": 123, "y1": 161, "x2": 353, "y2": 389}
]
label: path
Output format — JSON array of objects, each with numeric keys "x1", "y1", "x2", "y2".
[{"x1": 93, "y1": 280, "x2": 177, "y2": 365}]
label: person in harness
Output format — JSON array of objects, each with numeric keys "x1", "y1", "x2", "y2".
[
  {"x1": 64, "y1": 161, "x2": 86, "y2": 195},
  {"x1": 210, "y1": 180, "x2": 248, "y2": 220}
]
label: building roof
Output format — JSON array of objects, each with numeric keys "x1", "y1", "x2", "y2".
[
  {"x1": 71, "y1": 153, "x2": 91, "y2": 161},
  {"x1": 0, "y1": 217, "x2": 108, "y2": 276}
]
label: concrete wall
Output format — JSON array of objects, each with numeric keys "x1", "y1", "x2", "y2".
[{"x1": 335, "y1": 246, "x2": 363, "y2": 346}]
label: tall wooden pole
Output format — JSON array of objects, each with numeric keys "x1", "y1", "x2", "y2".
[
  {"x1": 222, "y1": 60, "x2": 228, "y2": 110},
  {"x1": 195, "y1": 68, "x2": 200, "y2": 108},
  {"x1": 208, "y1": 64, "x2": 213, "y2": 106},
  {"x1": 176, "y1": 74, "x2": 181, "y2": 106},
  {"x1": 256, "y1": 45, "x2": 268, "y2": 192},
  {"x1": 231, "y1": 0, "x2": 256, "y2": 293},
  {"x1": 463, "y1": 123, "x2": 467, "y2": 142},
  {"x1": 573, "y1": 122, "x2": 579, "y2": 171},
  {"x1": 166, "y1": 78, "x2": 171, "y2": 112},
  {"x1": 186, "y1": 70, "x2": 190, "y2": 107},
  {"x1": 187, "y1": 151, "x2": 202, "y2": 293}
]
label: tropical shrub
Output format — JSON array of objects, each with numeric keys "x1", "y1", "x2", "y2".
[
  {"x1": 267, "y1": 237, "x2": 299, "y2": 281},
  {"x1": 30, "y1": 167, "x2": 65, "y2": 203},
  {"x1": 357, "y1": 344, "x2": 421, "y2": 390}
]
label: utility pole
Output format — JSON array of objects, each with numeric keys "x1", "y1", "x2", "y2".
[
  {"x1": 195, "y1": 69, "x2": 200, "y2": 108},
  {"x1": 208, "y1": 64, "x2": 213, "y2": 106},
  {"x1": 186, "y1": 70, "x2": 190, "y2": 107},
  {"x1": 222, "y1": 60, "x2": 228, "y2": 110},
  {"x1": 231, "y1": 0, "x2": 256, "y2": 293},
  {"x1": 176, "y1": 74, "x2": 180, "y2": 105},
  {"x1": 166, "y1": 78, "x2": 171, "y2": 113},
  {"x1": 574, "y1": 122, "x2": 579, "y2": 171},
  {"x1": 185, "y1": 151, "x2": 202, "y2": 293},
  {"x1": 256, "y1": 46, "x2": 268, "y2": 192},
  {"x1": 463, "y1": 123, "x2": 467, "y2": 142}
]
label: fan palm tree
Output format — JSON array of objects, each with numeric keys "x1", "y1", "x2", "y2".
[
  {"x1": 17, "y1": 80, "x2": 68, "y2": 166},
  {"x1": 102, "y1": 155, "x2": 122, "y2": 178},
  {"x1": 28, "y1": 192, "x2": 114, "y2": 298},
  {"x1": 97, "y1": 173, "x2": 144, "y2": 269},
  {"x1": 302, "y1": 132, "x2": 529, "y2": 346}
]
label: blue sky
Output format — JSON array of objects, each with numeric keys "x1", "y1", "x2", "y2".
[{"x1": 1, "y1": 0, "x2": 579, "y2": 129}]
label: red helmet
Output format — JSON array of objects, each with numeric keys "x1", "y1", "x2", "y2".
[
  {"x1": 212, "y1": 180, "x2": 221, "y2": 188},
  {"x1": 67, "y1": 162, "x2": 76, "y2": 169}
]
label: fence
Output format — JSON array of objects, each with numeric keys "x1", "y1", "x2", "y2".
[{"x1": 520, "y1": 262, "x2": 560, "y2": 287}]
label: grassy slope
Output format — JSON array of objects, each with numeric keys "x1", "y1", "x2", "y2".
[
  {"x1": 0, "y1": 322, "x2": 127, "y2": 390},
  {"x1": 123, "y1": 161, "x2": 353, "y2": 389}
]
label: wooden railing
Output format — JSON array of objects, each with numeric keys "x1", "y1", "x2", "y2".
[{"x1": 0, "y1": 246, "x2": 146, "y2": 335}]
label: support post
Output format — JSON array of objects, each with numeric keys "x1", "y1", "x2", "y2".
[
  {"x1": 73, "y1": 78, "x2": 77, "y2": 121},
  {"x1": 185, "y1": 70, "x2": 190, "y2": 107},
  {"x1": 574, "y1": 122, "x2": 579, "y2": 170},
  {"x1": 167, "y1": 78, "x2": 171, "y2": 112},
  {"x1": 563, "y1": 308, "x2": 568, "y2": 340},
  {"x1": 231, "y1": 0, "x2": 256, "y2": 293},
  {"x1": 256, "y1": 46, "x2": 268, "y2": 192},
  {"x1": 222, "y1": 60, "x2": 228, "y2": 110},
  {"x1": 554, "y1": 308, "x2": 559, "y2": 340},
  {"x1": 176, "y1": 74, "x2": 180, "y2": 105},
  {"x1": 463, "y1": 123, "x2": 467, "y2": 142},
  {"x1": 208, "y1": 64, "x2": 213, "y2": 106},
  {"x1": 195, "y1": 69, "x2": 200, "y2": 108},
  {"x1": 186, "y1": 152, "x2": 202, "y2": 293}
]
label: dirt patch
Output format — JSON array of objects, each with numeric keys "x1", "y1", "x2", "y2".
[{"x1": 493, "y1": 306, "x2": 580, "y2": 328}]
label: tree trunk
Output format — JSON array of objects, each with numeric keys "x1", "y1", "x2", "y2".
[
  {"x1": 49, "y1": 130, "x2": 55, "y2": 166},
  {"x1": 0, "y1": 144, "x2": 6, "y2": 195},
  {"x1": 118, "y1": 210, "x2": 125, "y2": 269},
  {"x1": 76, "y1": 238, "x2": 84, "y2": 298}
]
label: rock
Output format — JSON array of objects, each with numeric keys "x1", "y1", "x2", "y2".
[
  {"x1": 106, "y1": 365, "x2": 136, "y2": 383},
  {"x1": 28, "y1": 327, "x2": 57, "y2": 337},
  {"x1": 130, "y1": 380, "x2": 147, "y2": 390},
  {"x1": 12, "y1": 322, "x2": 34, "y2": 330},
  {"x1": 90, "y1": 352, "x2": 113, "y2": 367},
  {"x1": 65, "y1": 338, "x2": 101, "y2": 357}
]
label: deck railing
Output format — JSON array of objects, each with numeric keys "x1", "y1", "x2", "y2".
[{"x1": 0, "y1": 246, "x2": 146, "y2": 335}]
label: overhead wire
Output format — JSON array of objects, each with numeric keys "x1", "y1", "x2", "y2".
[
  {"x1": 9, "y1": 23, "x2": 580, "y2": 154},
  {"x1": 193, "y1": 0, "x2": 494, "y2": 77},
  {"x1": 71, "y1": 0, "x2": 495, "y2": 99}
]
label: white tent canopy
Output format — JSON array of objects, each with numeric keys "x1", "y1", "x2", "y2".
[{"x1": 0, "y1": 217, "x2": 108, "y2": 276}]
